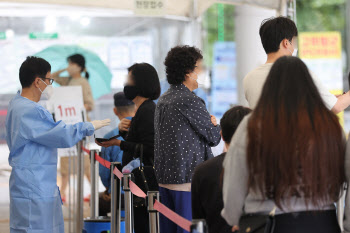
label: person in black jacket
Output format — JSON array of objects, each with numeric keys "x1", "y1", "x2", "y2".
[
  {"x1": 191, "y1": 106, "x2": 251, "y2": 233},
  {"x1": 96, "y1": 63, "x2": 161, "y2": 233}
]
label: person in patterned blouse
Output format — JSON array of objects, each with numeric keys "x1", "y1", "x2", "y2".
[{"x1": 154, "y1": 45, "x2": 221, "y2": 233}]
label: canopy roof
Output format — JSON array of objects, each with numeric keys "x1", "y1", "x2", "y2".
[{"x1": 0, "y1": 0, "x2": 282, "y2": 18}]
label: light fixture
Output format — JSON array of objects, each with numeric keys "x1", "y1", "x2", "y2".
[
  {"x1": 80, "y1": 17, "x2": 90, "y2": 27},
  {"x1": 45, "y1": 16, "x2": 57, "y2": 32},
  {"x1": 69, "y1": 15, "x2": 80, "y2": 21},
  {"x1": 5, "y1": 29, "x2": 14, "y2": 38}
]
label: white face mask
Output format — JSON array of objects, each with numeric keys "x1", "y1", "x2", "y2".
[
  {"x1": 292, "y1": 49, "x2": 298, "y2": 57},
  {"x1": 191, "y1": 71, "x2": 205, "y2": 86},
  {"x1": 288, "y1": 41, "x2": 298, "y2": 57},
  {"x1": 38, "y1": 79, "x2": 54, "y2": 100}
]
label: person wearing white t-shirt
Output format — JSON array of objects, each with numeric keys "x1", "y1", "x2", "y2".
[{"x1": 243, "y1": 16, "x2": 350, "y2": 113}]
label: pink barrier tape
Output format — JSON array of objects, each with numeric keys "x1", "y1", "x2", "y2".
[
  {"x1": 154, "y1": 200, "x2": 191, "y2": 232},
  {"x1": 113, "y1": 167, "x2": 123, "y2": 179},
  {"x1": 0, "y1": 110, "x2": 7, "y2": 116},
  {"x1": 82, "y1": 147, "x2": 91, "y2": 154},
  {"x1": 82, "y1": 146, "x2": 191, "y2": 232},
  {"x1": 96, "y1": 153, "x2": 111, "y2": 169},
  {"x1": 129, "y1": 180, "x2": 147, "y2": 198}
]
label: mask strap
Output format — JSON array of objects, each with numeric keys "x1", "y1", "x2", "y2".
[
  {"x1": 288, "y1": 40, "x2": 296, "y2": 55},
  {"x1": 190, "y1": 71, "x2": 199, "y2": 81},
  {"x1": 38, "y1": 78, "x2": 48, "y2": 94}
]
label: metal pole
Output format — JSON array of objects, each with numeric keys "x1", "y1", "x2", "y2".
[
  {"x1": 147, "y1": 191, "x2": 160, "y2": 233},
  {"x1": 123, "y1": 173, "x2": 134, "y2": 233},
  {"x1": 90, "y1": 149, "x2": 99, "y2": 218},
  {"x1": 110, "y1": 162, "x2": 122, "y2": 233},
  {"x1": 76, "y1": 141, "x2": 84, "y2": 233},
  {"x1": 72, "y1": 148, "x2": 76, "y2": 233},
  {"x1": 68, "y1": 151, "x2": 72, "y2": 233},
  {"x1": 190, "y1": 219, "x2": 208, "y2": 233}
]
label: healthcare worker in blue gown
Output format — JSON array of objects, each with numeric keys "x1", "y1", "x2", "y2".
[{"x1": 6, "y1": 56, "x2": 111, "y2": 233}]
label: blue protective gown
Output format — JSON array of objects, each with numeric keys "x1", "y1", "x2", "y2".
[{"x1": 6, "y1": 92, "x2": 95, "y2": 233}]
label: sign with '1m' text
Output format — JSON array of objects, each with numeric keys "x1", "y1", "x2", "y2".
[{"x1": 48, "y1": 86, "x2": 86, "y2": 156}]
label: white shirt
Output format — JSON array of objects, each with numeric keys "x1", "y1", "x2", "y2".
[{"x1": 243, "y1": 63, "x2": 337, "y2": 110}]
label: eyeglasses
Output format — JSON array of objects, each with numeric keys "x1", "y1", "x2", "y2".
[{"x1": 41, "y1": 78, "x2": 54, "y2": 85}]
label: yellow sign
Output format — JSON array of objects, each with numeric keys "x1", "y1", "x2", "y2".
[{"x1": 299, "y1": 32, "x2": 341, "y2": 59}]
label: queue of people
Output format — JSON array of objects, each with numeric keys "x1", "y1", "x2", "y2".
[
  {"x1": 96, "y1": 16, "x2": 350, "y2": 233},
  {"x1": 6, "y1": 15, "x2": 350, "y2": 233}
]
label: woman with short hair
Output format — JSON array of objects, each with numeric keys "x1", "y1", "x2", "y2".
[{"x1": 97, "y1": 62, "x2": 160, "y2": 233}]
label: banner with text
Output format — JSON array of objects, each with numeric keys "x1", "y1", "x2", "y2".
[{"x1": 299, "y1": 31, "x2": 344, "y2": 125}]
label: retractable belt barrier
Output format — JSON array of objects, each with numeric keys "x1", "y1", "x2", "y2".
[{"x1": 82, "y1": 146, "x2": 192, "y2": 232}]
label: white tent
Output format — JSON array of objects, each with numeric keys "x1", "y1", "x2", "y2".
[
  {"x1": 0, "y1": 0, "x2": 290, "y2": 18},
  {"x1": 0, "y1": 0, "x2": 296, "y2": 106}
]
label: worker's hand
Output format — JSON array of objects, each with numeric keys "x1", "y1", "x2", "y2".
[
  {"x1": 118, "y1": 118, "x2": 132, "y2": 132},
  {"x1": 335, "y1": 91, "x2": 348, "y2": 98},
  {"x1": 95, "y1": 138, "x2": 120, "y2": 148},
  {"x1": 231, "y1": 225, "x2": 239, "y2": 232},
  {"x1": 91, "y1": 119, "x2": 111, "y2": 130},
  {"x1": 211, "y1": 115, "x2": 217, "y2": 126}
]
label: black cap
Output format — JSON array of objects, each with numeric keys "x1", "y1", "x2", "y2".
[{"x1": 114, "y1": 92, "x2": 135, "y2": 107}]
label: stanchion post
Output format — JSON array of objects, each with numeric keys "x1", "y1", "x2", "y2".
[
  {"x1": 72, "y1": 146, "x2": 77, "y2": 233},
  {"x1": 90, "y1": 149, "x2": 99, "y2": 218},
  {"x1": 76, "y1": 141, "x2": 84, "y2": 233},
  {"x1": 147, "y1": 191, "x2": 160, "y2": 233},
  {"x1": 190, "y1": 219, "x2": 208, "y2": 233},
  {"x1": 110, "y1": 162, "x2": 122, "y2": 233},
  {"x1": 123, "y1": 173, "x2": 134, "y2": 233},
  {"x1": 68, "y1": 151, "x2": 72, "y2": 233}
]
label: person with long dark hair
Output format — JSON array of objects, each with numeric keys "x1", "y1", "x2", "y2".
[
  {"x1": 96, "y1": 63, "x2": 161, "y2": 233},
  {"x1": 222, "y1": 56, "x2": 347, "y2": 233}
]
